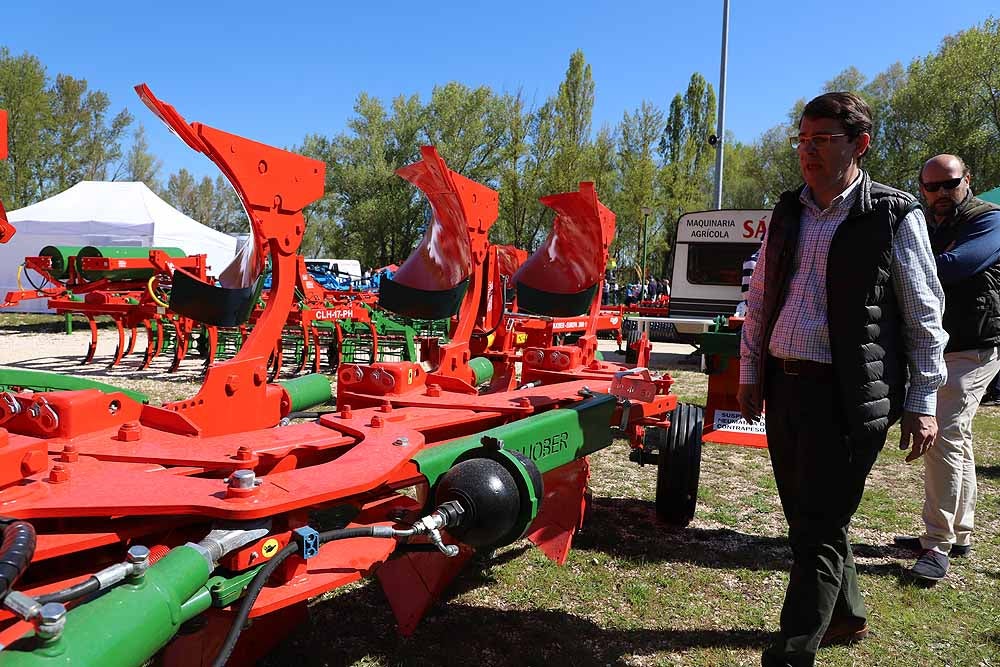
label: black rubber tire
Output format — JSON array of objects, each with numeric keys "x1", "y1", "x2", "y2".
[{"x1": 648, "y1": 403, "x2": 703, "y2": 527}]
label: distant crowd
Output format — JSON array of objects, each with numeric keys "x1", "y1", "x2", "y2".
[{"x1": 602, "y1": 273, "x2": 670, "y2": 306}]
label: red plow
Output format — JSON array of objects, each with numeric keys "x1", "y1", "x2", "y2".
[{"x1": 0, "y1": 88, "x2": 692, "y2": 666}]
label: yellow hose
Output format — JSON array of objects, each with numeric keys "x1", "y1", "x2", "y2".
[
  {"x1": 147, "y1": 275, "x2": 169, "y2": 308},
  {"x1": 16, "y1": 264, "x2": 24, "y2": 291}
]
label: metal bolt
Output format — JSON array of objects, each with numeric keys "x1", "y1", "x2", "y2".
[
  {"x1": 392, "y1": 437, "x2": 409, "y2": 447},
  {"x1": 339, "y1": 404, "x2": 353, "y2": 419},
  {"x1": 229, "y1": 469, "x2": 256, "y2": 489},
  {"x1": 36, "y1": 602, "x2": 66, "y2": 641},
  {"x1": 369, "y1": 415, "x2": 384, "y2": 428},
  {"x1": 48, "y1": 464, "x2": 70, "y2": 484},
  {"x1": 127, "y1": 545, "x2": 150, "y2": 579},
  {"x1": 235, "y1": 446, "x2": 254, "y2": 462}
]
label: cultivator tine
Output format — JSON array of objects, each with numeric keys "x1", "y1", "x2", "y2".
[
  {"x1": 294, "y1": 322, "x2": 310, "y2": 375},
  {"x1": 311, "y1": 326, "x2": 321, "y2": 373},
  {"x1": 168, "y1": 319, "x2": 184, "y2": 373},
  {"x1": 140, "y1": 320, "x2": 155, "y2": 369},
  {"x1": 125, "y1": 325, "x2": 138, "y2": 357},
  {"x1": 206, "y1": 326, "x2": 218, "y2": 367},
  {"x1": 154, "y1": 317, "x2": 165, "y2": 359},
  {"x1": 109, "y1": 317, "x2": 126, "y2": 367},
  {"x1": 83, "y1": 315, "x2": 98, "y2": 364}
]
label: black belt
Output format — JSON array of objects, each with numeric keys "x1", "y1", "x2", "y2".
[{"x1": 767, "y1": 355, "x2": 834, "y2": 378}]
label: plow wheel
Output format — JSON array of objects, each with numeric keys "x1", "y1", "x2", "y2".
[
  {"x1": 83, "y1": 315, "x2": 99, "y2": 365},
  {"x1": 109, "y1": 317, "x2": 126, "y2": 368},
  {"x1": 646, "y1": 403, "x2": 703, "y2": 527}
]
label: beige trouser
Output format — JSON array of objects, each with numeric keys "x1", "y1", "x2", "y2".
[{"x1": 921, "y1": 347, "x2": 1000, "y2": 554}]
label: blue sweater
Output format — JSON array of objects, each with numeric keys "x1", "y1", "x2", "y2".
[{"x1": 934, "y1": 209, "x2": 1000, "y2": 286}]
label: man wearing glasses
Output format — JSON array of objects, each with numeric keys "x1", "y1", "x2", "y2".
[
  {"x1": 738, "y1": 92, "x2": 947, "y2": 667},
  {"x1": 894, "y1": 154, "x2": 1000, "y2": 583}
]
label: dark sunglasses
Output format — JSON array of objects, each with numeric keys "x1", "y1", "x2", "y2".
[{"x1": 921, "y1": 177, "x2": 963, "y2": 193}]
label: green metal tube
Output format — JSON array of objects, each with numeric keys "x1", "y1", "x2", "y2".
[
  {"x1": 0, "y1": 546, "x2": 211, "y2": 667},
  {"x1": 0, "y1": 367, "x2": 148, "y2": 404},
  {"x1": 279, "y1": 373, "x2": 332, "y2": 412},
  {"x1": 38, "y1": 246, "x2": 84, "y2": 280},
  {"x1": 413, "y1": 393, "x2": 617, "y2": 487},
  {"x1": 469, "y1": 357, "x2": 494, "y2": 385},
  {"x1": 76, "y1": 246, "x2": 186, "y2": 282}
]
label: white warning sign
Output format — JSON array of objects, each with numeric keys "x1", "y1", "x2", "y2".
[{"x1": 713, "y1": 409, "x2": 767, "y2": 434}]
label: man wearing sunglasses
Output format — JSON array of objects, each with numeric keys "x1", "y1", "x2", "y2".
[
  {"x1": 894, "y1": 154, "x2": 1000, "y2": 583},
  {"x1": 738, "y1": 92, "x2": 947, "y2": 667}
]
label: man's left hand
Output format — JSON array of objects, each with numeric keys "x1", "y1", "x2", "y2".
[{"x1": 899, "y1": 411, "x2": 938, "y2": 462}]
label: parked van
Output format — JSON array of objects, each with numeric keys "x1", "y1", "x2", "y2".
[{"x1": 629, "y1": 209, "x2": 770, "y2": 343}]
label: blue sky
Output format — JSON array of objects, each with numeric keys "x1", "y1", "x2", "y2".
[{"x1": 4, "y1": 1, "x2": 997, "y2": 181}]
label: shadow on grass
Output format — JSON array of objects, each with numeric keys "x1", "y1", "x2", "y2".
[
  {"x1": 3, "y1": 354, "x2": 209, "y2": 385},
  {"x1": 263, "y1": 580, "x2": 770, "y2": 667},
  {"x1": 575, "y1": 497, "x2": 911, "y2": 578},
  {"x1": 976, "y1": 464, "x2": 1000, "y2": 480},
  {"x1": 574, "y1": 496, "x2": 791, "y2": 570}
]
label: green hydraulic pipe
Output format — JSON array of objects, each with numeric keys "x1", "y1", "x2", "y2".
[
  {"x1": 76, "y1": 246, "x2": 186, "y2": 282},
  {"x1": 413, "y1": 392, "x2": 617, "y2": 487},
  {"x1": 469, "y1": 356, "x2": 494, "y2": 385},
  {"x1": 0, "y1": 367, "x2": 149, "y2": 404},
  {"x1": 279, "y1": 373, "x2": 332, "y2": 412},
  {"x1": 38, "y1": 246, "x2": 84, "y2": 280},
  {"x1": 0, "y1": 546, "x2": 212, "y2": 667}
]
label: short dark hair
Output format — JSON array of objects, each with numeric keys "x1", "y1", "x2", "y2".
[
  {"x1": 800, "y1": 92, "x2": 872, "y2": 160},
  {"x1": 800, "y1": 92, "x2": 873, "y2": 139}
]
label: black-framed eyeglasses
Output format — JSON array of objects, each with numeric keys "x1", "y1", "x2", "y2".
[
  {"x1": 920, "y1": 177, "x2": 964, "y2": 193},
  {"x1": 788, "y1": 133, "x2": 848, "y2": 149}
]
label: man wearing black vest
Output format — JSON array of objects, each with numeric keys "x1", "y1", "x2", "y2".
[
  {"x1": 895, "y1": 155, "x2": 1000, "y2": 582},
  {"x1": 737, "y1": 92, "x2": 947, "y2": 667}
]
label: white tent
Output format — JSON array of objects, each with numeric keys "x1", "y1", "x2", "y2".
[{"x1": 0, "y1": 181, "x2": 238, "y2": 312}]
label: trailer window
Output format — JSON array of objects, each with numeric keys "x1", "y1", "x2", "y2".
[{"x1": 686, "y1": 243, "x2": 759, "y2": 286}]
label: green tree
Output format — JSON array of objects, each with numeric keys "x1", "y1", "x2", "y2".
[
  {"x1": 123, "y1": 124, "x2": 162, "y2": 188},
  {"x1": 0, "y1": 48, "x2": 132, "y2": 208},
  {"x1": 0, "y1": 49, "x2": 52, "y2": 208}
]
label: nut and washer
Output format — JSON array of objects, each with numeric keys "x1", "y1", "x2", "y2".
[{"x1": 36, "y1": 602, "x2": 67, "y2": 641}]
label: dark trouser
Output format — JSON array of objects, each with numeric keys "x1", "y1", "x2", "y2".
[{"x1": 761, "y1": 358, "x2": 884, "y2": 667}]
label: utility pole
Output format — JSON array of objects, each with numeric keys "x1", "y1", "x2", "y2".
[
  {"x1": 640, "y1": 206, "x2": 652, "y2": 286},
  {"x1": 713, "y1": 0, "x2": 730, "y2": 209}
]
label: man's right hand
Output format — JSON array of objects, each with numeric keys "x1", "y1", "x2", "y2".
[{"x1": 737, "y1": 383, "x2": 762, "y2": 422}]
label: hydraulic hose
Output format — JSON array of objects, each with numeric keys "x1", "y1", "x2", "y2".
[
  {"x1": 35, "y1": 577, "x2": 101, "y2": 605},
  {"x1": 210, "y1": 527, "x2": 390, "y2": 667},
  {"x1": 0, "y1": 520, "x2": 36, "y2": 601}
]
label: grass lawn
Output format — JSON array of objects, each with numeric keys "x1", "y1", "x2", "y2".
[{"x1": 2, "y1": 315, "x2": 996, "y2": 665}]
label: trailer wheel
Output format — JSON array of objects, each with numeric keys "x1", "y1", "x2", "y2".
[{"x1": 647, "y1": 403, "x2": 703, "y2": 527}]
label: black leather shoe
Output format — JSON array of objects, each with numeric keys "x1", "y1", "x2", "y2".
[
  {"x1": 895, "y1": 535, "x2": 971, "y2": 557},
  {"x1": 950, "y1": 543, "x2": 972, "y2": 557},
  {"x1": 908, "y1": 549, "x2": 949, "y2": 583}
]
